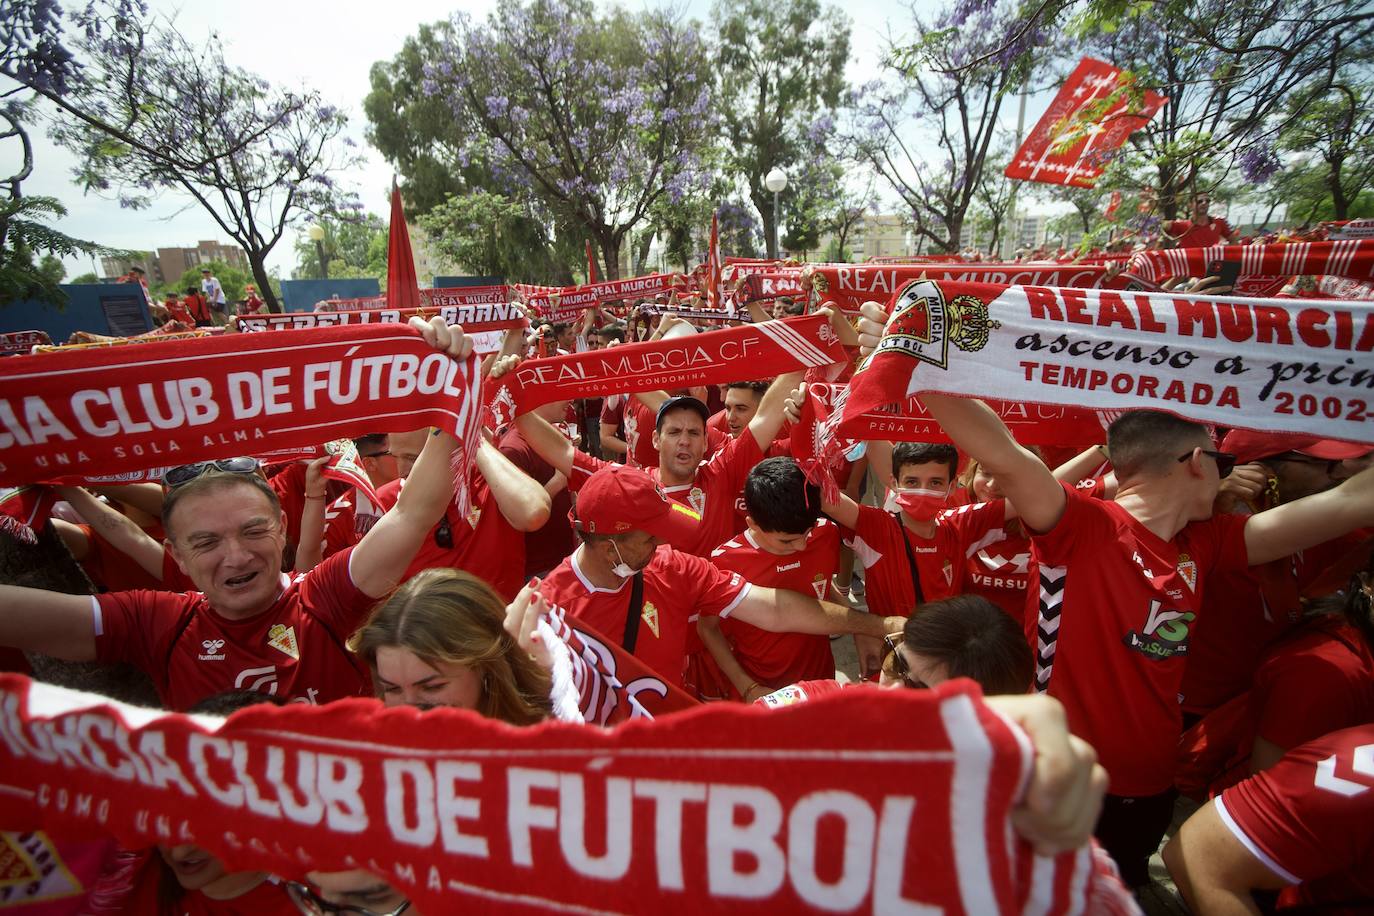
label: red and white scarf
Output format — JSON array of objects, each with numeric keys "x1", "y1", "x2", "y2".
[
  {"x1": 1127, "y1": 240, "x2": 1374, "y2": 297},
  {"x1": 483, "y1": 316, "x2": 844, "y2": 428},
  {"x1": 0, "y1": 331, "x2": 52, "y2": 356},
  {"x1": 0, "y1": 673, "x2": 1136, "y2": 915},
  {"x1": 804, "y1": 263, "x2": 1149, "y2": 315},
  {"x1": 234, "y1": 301, "x2": 527, "y2": 335},
  {"x1": 841, "y1": 280, "x2": 1374, "y2": 445},
  {"x1": 0, "y1": 326, "x2": 484, "y2": 516}
]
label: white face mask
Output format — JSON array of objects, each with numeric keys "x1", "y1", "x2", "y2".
[{"x1": 609, "y1": 539, "x2": 637, "y2": 579}]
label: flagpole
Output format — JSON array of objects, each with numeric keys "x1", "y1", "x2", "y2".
[{"x1": 1001, "y1": 87, "x2": 1029, "y2": 260}]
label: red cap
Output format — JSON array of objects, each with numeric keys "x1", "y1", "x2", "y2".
[
  {"x1": 573, "y1": 464, "x2": 700, "y2": 548},
  {"x1": 1219, "y1": 429, "x2": 1372, "y2": 466}
]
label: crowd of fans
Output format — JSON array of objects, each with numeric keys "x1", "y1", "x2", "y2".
[{"x1": 3, "y1": 198, "x2": 1373, "y2": 915}]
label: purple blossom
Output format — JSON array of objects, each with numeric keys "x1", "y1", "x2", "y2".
[
  {"x1": 485, "y1": 95, "x2": 509, "y2": 118},
  {"x1": 1237, "y1": 143, "x2": 1281, "y2": 185}
]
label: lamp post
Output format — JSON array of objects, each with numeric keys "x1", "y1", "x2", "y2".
[
  {"x1": 764, "y1": 168, "x2": 788, "y2": 259},
  {"x1": 308, "y1": 224, "x2": 328, "y2": 279}
]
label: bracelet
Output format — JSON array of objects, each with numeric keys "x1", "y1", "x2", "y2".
[
  {"x1": 305, "y1": 492, "x2": 327, "y2": 500},
  {"x1": 744, "y1": 682, "x2": 761, "y2": 698}
]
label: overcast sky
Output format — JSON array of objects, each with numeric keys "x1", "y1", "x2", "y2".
[{"x1": 16, "y1": 0, "x2": 1021, "y2": 279}]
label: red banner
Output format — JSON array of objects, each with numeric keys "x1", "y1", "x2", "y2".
[
  {"x1": 0, "y1": 674, "x2": 1136, "y2": 915},
  {"x1": 810, "y1": 383, "x2": 1107, "y2": 446},
  {"x1": 0, "y1": 331, "x2": 52, "y2": 357},
  {"x1": 483, "y1": 316, "x2": 844, "y2": 427},
  {"x1": 805, "y1": 263, "x2": 1151, "y2": 314},
  {"x1": 1127, "y1": 240, "x2": 1374, "y2": 298},
  {"x1": 1104, "y1": 191, "x2": 1122, "y2": 221},
  {"x1": 234, "y1": 302, "x2": 527, "y2": 334},
  {"x1": 0, "y1": 325, "x2": 483, "y2": 486},
  {"x1": 841, "y1": 280, "x2": 1374, "y2": 445},
  {"x1": 1005, "y1": 58, "x2": 1167, "y2": 189},
  {"x1": 520, "y1": 275, "x2": 685, "y2": 320},
  {"x1": 734, "y1": 271, "x2": 806, "y2": 305}
]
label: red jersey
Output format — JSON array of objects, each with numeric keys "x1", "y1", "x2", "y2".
[
  {"x1": 1251, "y1": 616, "x2": 1374, "y2": 752},
  {"x1": 845, "y1": 500, "x2": 1008, "y2": 617},
  {"x1": 961, "y1": 522, "x2": 1033, "y2": 623},
  {"x1": 569, "y1": 432, "x2": 762, "y2": 557},
  {"x1": 1165, "y1": 217, "x2": 1233, "y2": 248},
  {"x1": 1028, "y1": 482, "x2": 1249, "y2": 795},
  {"x1": 539, "y1": 544, "x2": 751, "y2": 688},
  {"x1": 93, "y1": 547, "x2": 374, "y2": 711},
  {"x1": 712, "y1": 520, "x2": 841, "y2": 689},
  {"x1": 499, "y1": 422, "x2": 575, "y2": 577},
  {"x1": 1185, "y1": 530, "x2": 1364, "y2": 715},
  {"x1": 1217, "y1": 724, "x2": 1374, "y2": 911},
  {"x1": 620, "y1": 397, "x2": 659, "y2": 469},
  {"x1": 381, "y1": 473, "x2": 526, "y2": 602}
]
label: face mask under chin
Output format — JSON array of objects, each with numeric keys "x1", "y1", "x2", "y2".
[{"x1": 609, "y1": 540, "x2": 637, "y2": 578}]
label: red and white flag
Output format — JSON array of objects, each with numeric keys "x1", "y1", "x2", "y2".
[
  {"x1": 585, "y1": 239, "x2": 598, "y2": 284},
  {"x1": 1005, "y1": 58, "x2": 1167, "y2": 188},
  {"x1": 1104, "y1": 190, "x2": 1123, "y2": 221},
  {"x1": 707, "y1": 210, "x2": 727, "y2": 314}
]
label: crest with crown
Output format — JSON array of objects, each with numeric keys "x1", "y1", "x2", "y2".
[{"x1": 945, "y1": 294, "x2": 999, "y2": 352}]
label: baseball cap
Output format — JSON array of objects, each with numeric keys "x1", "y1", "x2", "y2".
[
  {"x1": 655, "y1": 395, "x2": 709, "y2": 432},
  {"x1": 1219, "y1": 429, "x2": 1372, "y2": 465},
  {"x1": 572, "y1": 464, "x2": 700, "y2": 548}
]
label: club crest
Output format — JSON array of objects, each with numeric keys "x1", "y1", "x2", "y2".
[{"x1": 876, "y1": 280, "x2": 999, "y2": 370}]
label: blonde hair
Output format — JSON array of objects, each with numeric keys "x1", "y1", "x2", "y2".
[{"x1": 350, "y1": 569, "x2": 552, "y2": 726}]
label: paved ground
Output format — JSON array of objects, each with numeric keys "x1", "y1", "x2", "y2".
[{"x1": 831, "y1": 580, "x2": 1192, "y2": 914}]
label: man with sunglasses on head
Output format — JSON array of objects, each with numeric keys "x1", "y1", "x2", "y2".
[
  {"x1": 851, "y1": 297, "x2": 1374, "y2": 887},
  {"x1": 0, "y1": 318, "x2": 476, "y2": 712}
]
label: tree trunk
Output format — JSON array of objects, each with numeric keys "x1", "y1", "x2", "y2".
[
  {"x1": 595, "y1": 228, "x2": 621, "y2": 281},
  {"x1": 248, "y1": 253, "x2": 282, "y2": 313},
  {"x1": 1329, "y1": 156, "x2": 1349, "y2": 220},
  {"x1": 752, "y1": 187, "x2": 778, "y2": 260},
  {"x1": 633, "y1": 231, "x2": 653, "y2": 277}
]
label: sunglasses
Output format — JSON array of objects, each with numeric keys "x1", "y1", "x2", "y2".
[
  {"x1": 286, "y1": 882, "x2": 410, "y2": 916},
  {"x1": 434, "y1": 514, "x2": 453, "y2": 550},
  {"x1": 162, "y1": 457, "x2": 261, "y2": 488},
  {"x1": 884, "y1": 633, "x2": 930, "y2": 690},
  {"x1": 1176, "y1": 449, "x2": 1236, "y2": 478}
]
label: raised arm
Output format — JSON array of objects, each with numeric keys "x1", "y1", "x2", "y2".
[
  {"x1": 730, "y1": 586, "x2": 902, "y2": 639},
  {"x1": 91, "y1": 483, "x2": 164, "y2": 519},
  {"x1": 293, "y1": 456, "x2": 331, "y2": 573},
  {"x1": 55, "y1": 486, "x2": 164, "y2": 580},
  {"x1": 746, "y1": 370, "x2": 804, "y2": 452},
  {"x1": 514, "y1": 412, "x2": 577, "y2": 478},
  {"x1": 349, "y1": 318, "x2": 473, "y2": 598},
  {"x1": 475, "y1": 439, "x2": 551, "y2": 532},
  {"x1": 1244, "y1": 465, "x2": 1374, "y2": 566}
]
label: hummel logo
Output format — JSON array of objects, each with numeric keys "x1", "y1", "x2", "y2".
[
  {"x1": 777, "y1": 561, "x2": 801, "y2": 572},
  {"x1": 198, "y1": 638, "x2": 226, "y2": 661}
]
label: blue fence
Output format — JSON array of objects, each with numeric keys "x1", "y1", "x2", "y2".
[
  {"x1": 0, "y1": 283, "x2": 154, "y2": 342},
  {"x1": 278, "y1": 279, "x2": 381, "y2": 312}
]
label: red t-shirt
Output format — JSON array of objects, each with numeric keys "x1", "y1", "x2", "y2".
[
  {"x1": 269, "y1": 463, "x2": 358, "y2": 561},
  {"x1": 569, "y1": 431, "x2": 762, "y2": 558},
  {"x1": 845, "y1": 500, "x2": 1007, "y2": 617},
  {"x1": 963, "y1": 527, "x2": 1034, "y2": 624},
  {"x1": 1028, "y1": 482, "x2": 1249, "y2": 795},
  {"x1": 381, "y1": 473, "x2": 526, "y2": 602},
  {"x1": 1217, "y1": 723, "x2": 1374, "y2": 911},
  {"x1": 539, "y1": 544, "x2": 751, "y2": 688},
  {"x1": 93, "y1": 547, "x2": 375, "y2": 711},
  {"x1": 712, "y1": 520, "x2": 841, "y2": 689},
  {"x1": 1251, "y1": 616, "x2": 1374, "y2": 752},
  {"x1": 499, "y1": 423, "x2": 575, "y2": 577},
  {"x1": 620, "y1": 397, "x2": 659, "y2": 469},
  {"x1": 1165, "y1": 217, "x2": 1233, "y2": 248}
]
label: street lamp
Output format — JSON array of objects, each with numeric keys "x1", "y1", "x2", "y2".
[
  {"x1": 308, "y1": 224, "x2": 328, "y2": 279},
  {"x1": 764, "y1": 168, "x2": 788, "y2": 259}
]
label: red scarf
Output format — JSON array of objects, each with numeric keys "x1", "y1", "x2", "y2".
[
  {"x1": 1127, "y1": 240, "x2": 1374, "y2": 297},
  {"x1": 234, "y1": 301, "x2": 526, "y2": 334},
  {"x1": 0, "y1": 326, "x2": 483, "y2": 500},
  {"x1": 804, "y1": 263, "x2": 1147, "y2": 315},
  {"x1": 483, "y1": 316, "x2": 844, "y2": 428},
  {"x1": 518, "y1": 275, "x2": 685, "y2": 320},
  {"x1": 0, "y1": 331, "x2": 51, "y2": 356},
  {"x1": 0, "y1": 673, "x2": 1136, "y2": 915},
  {"x1": 841, "y1": 279, "x2": 1374, "y2": 445}
]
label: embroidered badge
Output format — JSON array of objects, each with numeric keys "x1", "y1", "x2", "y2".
[
  {"x1": 267, "y1": 623, "x2": 299, "y2": 660},
  {"x1": 641, "y1": 602, "x2": 660, "y2": 638},
  {"x1": 1177, "y1": 553, "x2": 1197, "y2": 591}
]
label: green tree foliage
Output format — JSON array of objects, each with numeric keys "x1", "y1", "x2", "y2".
[
  {"x1": 1274, "y1": 80, "x2": 1374, "y2": 222},
  {"x1": 714, "y1": 0, "x2": 849, "y2": 258},
  {"x1": 0, "y1": 197, "x2": 113, "y2": 306},
  {"x1": 417, "y1": 191, "x2": 579, "y2": 284},
  {"x1": 69, "y1": 272, "x2": 99, "y2": 284},
  {"x1": 153, "y1": 260, "x2": 252, "y2": 305},
  {"x1": 292, "y1": 214, "x2": 389, "y2": 280}
]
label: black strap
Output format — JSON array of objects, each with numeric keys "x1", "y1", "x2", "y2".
[
  {"x1": 621, "y1": 572, "x2": 646, "y2": 653},
  {"x1": 892, "y1": 512, "x2": 926, "y2": 606}
]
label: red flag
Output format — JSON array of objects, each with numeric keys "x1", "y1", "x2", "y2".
[
  {"x1": 585, "y1": 239, "x2": 598, "y2": 284},
  {"x1": 386, "y1": 183, "x2": 422, "y2": 311},
  {"x1": 707, "y1": 210, "x2": 725, "y2": 313},
  {"x1": 1104, "y1": 190, "x2": 1122, "y2": 221},
  {"x1": 1005, "y1": 58, "x2": 1167, "y2": 188}
]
